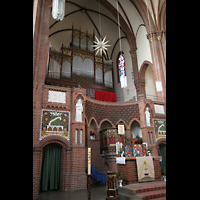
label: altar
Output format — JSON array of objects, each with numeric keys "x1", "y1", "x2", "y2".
[{"x1": 115, "y1": 156, "x2": 162, "y2": 184}]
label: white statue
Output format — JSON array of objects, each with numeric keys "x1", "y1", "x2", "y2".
[
  {"x1": 75, "y1": 99, "x2": 83, "y2": 122},
  {"x1": 145, "y1": 106, "x2": 151, "y2": 126}
]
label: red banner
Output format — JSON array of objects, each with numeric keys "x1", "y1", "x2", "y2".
[{"x1": 94, "y1": 90, "x2": 116, "y2": 102}]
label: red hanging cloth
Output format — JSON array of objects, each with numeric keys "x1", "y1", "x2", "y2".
[{"x1": 95, "y1": 90, "x2": 116, "y2": 102}]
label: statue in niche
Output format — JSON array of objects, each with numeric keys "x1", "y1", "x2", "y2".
[
  {"x1": 75, "y1": 99, "x2": 83, "y2": 122},
  {"x1": 145, "y1": 106, "x2": 151, "y2": 126}
]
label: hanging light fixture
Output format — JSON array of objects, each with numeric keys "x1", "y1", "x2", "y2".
[{"x1": 52, "y1": 0, "x2": 65, "y2": 21}]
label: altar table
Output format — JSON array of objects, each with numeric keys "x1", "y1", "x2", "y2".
[{"x1": 114, "y1": 156, "x2": 162, "y2": 184}]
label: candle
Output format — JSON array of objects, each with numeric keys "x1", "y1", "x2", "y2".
[
  {"x1": 116, "y1": 142, "x2": 119, "y2": 154},
  {"x1": 88, "y1": 148, "x2": 91, "y2": 174}
]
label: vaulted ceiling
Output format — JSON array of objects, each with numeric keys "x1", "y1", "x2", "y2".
[{"x1": 49, "y1": 0, "x2": 166, "y2": 60}]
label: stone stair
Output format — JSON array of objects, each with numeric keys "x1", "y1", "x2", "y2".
[{"x1": 118, "y1": 181, "x2": 166, "y2": 200}]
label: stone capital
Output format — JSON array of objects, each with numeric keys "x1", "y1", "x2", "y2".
[
  {"x1": 155, "y1": 30, "x2": 163, "y2": 41},
  {"x1": 146, "y1": 32, "x2": 155, "y2": 42},
  {"x1": 129, "y1": 48, "x2": 137, "y2": 58}
]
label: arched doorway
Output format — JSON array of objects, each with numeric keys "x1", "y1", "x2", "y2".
[{"x1": 40, "y1": 143, "x2": 62, "y2": 191}]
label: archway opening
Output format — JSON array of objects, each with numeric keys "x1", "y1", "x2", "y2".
[
  {"x1": 40, "y1": 143, "x2": 62, "y2": 192},
  {"x1": 100, "y1": 121, "x2": 112, "y2": 131},
  {"x1": 130, "y1": 121, "x2": 142, "y2": 139},
  {"x1": 145, "y1": 65, "x2": 156, "y2": 100}
]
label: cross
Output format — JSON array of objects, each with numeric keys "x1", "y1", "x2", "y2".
[{"x1": 144, "y1": 166, "x2": 148, "y2": 172}]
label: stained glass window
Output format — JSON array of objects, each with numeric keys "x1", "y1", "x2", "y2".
[{"x1": 118, "y1": 53, "x2": 127, "y2": 88}]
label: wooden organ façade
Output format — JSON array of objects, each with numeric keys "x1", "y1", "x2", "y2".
[{"x1": 46, "y1": 27, "x2": 115, "y2": 98}]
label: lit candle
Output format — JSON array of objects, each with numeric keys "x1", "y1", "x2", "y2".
[{"x1": 88, "y1": 148, "x2": 91, "y2": 174}]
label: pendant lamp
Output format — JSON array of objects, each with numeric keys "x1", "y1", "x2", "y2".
[{"x1": 52, "y1": 0, "x2": 65, "y2": 21}]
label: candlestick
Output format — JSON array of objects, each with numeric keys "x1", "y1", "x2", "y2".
[{"x1": 88, "y1": 148, "x2": 91, "y2": 174}]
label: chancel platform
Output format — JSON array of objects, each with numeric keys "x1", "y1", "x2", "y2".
[
  {"x1": 114, "y1": 156, "x2": 162, "y2": 184},
  {"x1": 118, "y1": 181, "x2": 166, "y2": 200}
]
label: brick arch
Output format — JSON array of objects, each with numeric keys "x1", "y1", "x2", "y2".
[
  {"x1": 115, "y1": 119, "x2": 128, "y2": 129},
  {"x1": 39, "y1": 135, "x2": 69, "y2": 148},
  {"x1": 129, "y1": 0, "x2": 156, "y2": 34},
  {"x1": 144, "y1": 103, "x2": 152, "y2": 112},
  {"x1": 88, "y1": 117, "x2": 98, "y2": 128},
  {"x1": 75, "y1": 93, "x2": 85, "y2": 101},
  {"x1": 156, "y1": 137, "x2": 166, "y2": 146},
  {"x1": 139, "y1": 60, "x2": 155, "y2": 80},
  {"x1": 128, "y1": 118, "x2": 141, "y2": 129},
  {"x1": 98, "y1": 119, "x2": 115, "y2": 129}
]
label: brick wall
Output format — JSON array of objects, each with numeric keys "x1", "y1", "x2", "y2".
[
  {"x1": 85, "y1": 98, "x2": 140, "y2": 127},
  {"x1": 110, "y1": 159, "x2": 162, "y2": 184},
  {"x1": 33, "y1": 1, "x2": 165, "y2": 200},
  {"x1": 33, "y1": 86, "x2": 165, "y2": 199}
]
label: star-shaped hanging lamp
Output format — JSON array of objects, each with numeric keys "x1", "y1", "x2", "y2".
[{"x1": 92, "y1": 36, "x2": 111, "y2": 56}]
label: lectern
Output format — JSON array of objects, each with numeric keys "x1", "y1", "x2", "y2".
[{"x1": 106, "y1": 171, "x2": 119, "y2": 200}]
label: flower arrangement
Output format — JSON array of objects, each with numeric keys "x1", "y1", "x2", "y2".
[
  {"x1": 90, "y1": 131, "x2": 95, "y2": 136},
  {"x1": 146, "y1": 147, "x2": 153, "y2": 154},
  {"x1": 116, "y1": 170, "x2": 126, "y2": 181},
  {"x1": 135, "y1": 135, "x2": 143, "y2": 144},
  {"x1": 161, "y1": 168, "x2": 166, "y2": 175}
]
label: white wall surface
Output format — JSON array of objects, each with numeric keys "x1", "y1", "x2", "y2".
[{"x1": 136, "y1": 26, "x2": 152, "y2": 71}]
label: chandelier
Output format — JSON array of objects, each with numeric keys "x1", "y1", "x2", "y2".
[{"x1": 52, "y1": 0, "x2": 65, "y2": 21}]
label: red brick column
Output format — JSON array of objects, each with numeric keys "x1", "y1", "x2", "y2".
[{"x1": 33, "y1": 0, "x2": 51, "y2": 199}]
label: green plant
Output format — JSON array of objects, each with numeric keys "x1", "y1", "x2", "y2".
[
  {"x1": 146, "y1": 147, "x2": 153, "y2": 153},
  {"x1": 90, "y1": 131, "x2": 95, "y2": 136},
  {"x1": 118, "y1": 148, "x2": 122, "y2": 154},
  {"x1": 116, "y1": 170, "x2": 126, "y2": 181},
  {"x1": 161, "y1": 168, "x2": 166, "y2": 176},
  {"x1": 135, "y1": 135, "x2": 143, "y2": 144}
]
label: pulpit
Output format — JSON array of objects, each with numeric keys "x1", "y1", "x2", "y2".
[{"x1": 100, "y1": 128, "x2": 125, "y2": 161}]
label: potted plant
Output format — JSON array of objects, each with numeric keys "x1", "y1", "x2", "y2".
[
  {"x1": 116, "y1": 170, "x2": 126, "y2": 187},
  {"x1": 90, "y1": 131, "x2": 95, "y2": 140}
]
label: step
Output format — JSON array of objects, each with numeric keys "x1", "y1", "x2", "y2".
[
  {"x1": 118, "y1": 191, "x2": 137, "y2": 200},
  {"x1": 121, "y1": 183, "x2": 166, "y2": 195},
  {"x1": 134, "y1": 184, "x2": 166, "y2": 194},
  {"x1": 151, "y1": 197, "x2": 166, "y2": 200},
  {"x1": 136, "y1": 189, "x2": 166, "y2": 200}
]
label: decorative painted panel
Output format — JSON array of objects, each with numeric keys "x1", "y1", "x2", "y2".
[
  {"x1": 40, "y1": 109, "x2": 70, "y2": 140},
  {"x1": 153, "y1": 119, "x2": 166, "y2": 141}
]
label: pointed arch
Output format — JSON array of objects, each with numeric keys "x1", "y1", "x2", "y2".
[
  {"x1": 88, "y1": 117, "x2": 98, "y2": 128},
  {"x1": 129, "y1": 0, "x2": 156, "y2": 34},
  {"x1": 144, "y1": 102, "x2": 152, "y2": 112},
  {"x1": 98, "y1": 119, "x2": 115, "y2": 129},
  {"x1": 115, "y1": 119, "x2": 128, "y2": 129},
  {"x1": 75, "y1": 93, "x2": 86, "y2": 101},
  {"x1": 128, "y1": 118, "x2": 141, "y2": 130}
]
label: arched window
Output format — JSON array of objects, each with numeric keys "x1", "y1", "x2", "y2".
[{"x1": 117, "y1": 52, "x2": 127, "y2": 88}]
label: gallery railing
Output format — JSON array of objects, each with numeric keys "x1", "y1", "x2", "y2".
[{"x1": 117, "y1": 94, "x2": 166, "y2": 103}]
